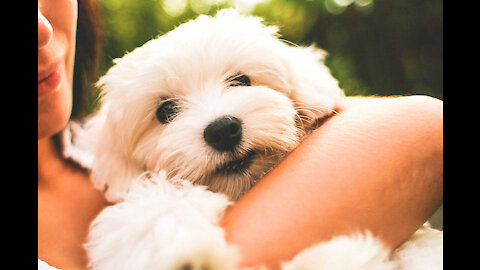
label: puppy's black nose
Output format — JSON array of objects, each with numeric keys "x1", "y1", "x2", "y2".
[{"x1": 204, "y1": 116, "x2": 242, "y2": 152}]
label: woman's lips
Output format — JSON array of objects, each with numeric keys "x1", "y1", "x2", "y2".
[{"x1": 38, "y1": 63, "x2": 63, "y2": 97}]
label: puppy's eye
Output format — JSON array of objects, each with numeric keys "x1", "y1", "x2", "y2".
[
  {"x1": 156, "y1": 100, "x2": 178, "y2": 124},
  {"x1": 229, "y1": 74, "x2": 251, "y2": 87}
]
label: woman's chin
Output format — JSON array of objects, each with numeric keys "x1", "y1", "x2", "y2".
[{"x1": 38, "y1": 82, "x2": 72, "y2": 139}]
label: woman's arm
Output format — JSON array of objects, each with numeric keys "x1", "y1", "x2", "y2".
[{"x1": 221, "y1": 95, "x2": 443, "y2": 268}]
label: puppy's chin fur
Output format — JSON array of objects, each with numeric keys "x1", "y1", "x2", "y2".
[
  {"x1": 195, "y1": 150, "x2": 290, "y2": 201},
  {"x1": 84, "y1": 9, "x2": 344, "y2": 203}
]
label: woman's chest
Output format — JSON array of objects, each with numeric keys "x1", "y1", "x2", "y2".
[{"x1": 38, "y1": 173, "x2": 107, "y2": 270}]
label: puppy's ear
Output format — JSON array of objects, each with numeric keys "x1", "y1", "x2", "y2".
[
  {"x1": 286, "y1": 45, "x2": 345, "y2": 126},
  {"x1": 83, "y1": 102, "x2": 144, "y2": 203}
]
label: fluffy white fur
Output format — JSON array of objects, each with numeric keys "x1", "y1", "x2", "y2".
[
  {"x1": 85, "y1": 172, "x2": 238, "y2": 270},
  {"x1": 391, "y1": 223, "x2": 443, "y2": 270},
  {"x1": 82, "y1": 9, "x2": 442, "y2": 270},
  {"x1": 84, "y1": 9, "x2": 343, "y2": 203},
  {"x1": 283, "y1": 233, "x2": 396, "y2": 270}
]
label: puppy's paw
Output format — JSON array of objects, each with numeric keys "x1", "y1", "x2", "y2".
[
  {"x1": 282, "y1": 232, "x2": 396, "y2": 270},
  {"x1": 86, "y1": 174, "x2": 238, "y2": 270},
  {"x1": 167, "y1": 235, "x2": 238, "y2": 270},
  {"x1": 161, "y1": 218, "x2": 238, "y2": 270}
]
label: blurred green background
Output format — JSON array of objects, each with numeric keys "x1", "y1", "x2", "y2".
[{"x1": 86, "y1": 0, "x2": 443, "y2": 113}]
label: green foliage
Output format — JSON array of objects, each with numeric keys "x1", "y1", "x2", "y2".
[{"x1": 85, "y1": 0, "x2": 442, "y2": 113}]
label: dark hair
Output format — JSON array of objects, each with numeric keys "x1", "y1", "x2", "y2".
[
  {"x1": 71, "y1": 0, "x2": 102, "y2": 119},
  {"x1": 52, "y1": 0, "x2": 102, "y2": 165}
]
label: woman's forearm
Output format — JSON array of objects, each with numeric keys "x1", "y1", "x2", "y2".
[{"x1": 221, "y1": 95, "x2": 443, "y2": 268}]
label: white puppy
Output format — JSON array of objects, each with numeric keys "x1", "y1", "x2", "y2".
[
  {"x1": 81, "y1": 9, "x2": 441, "y2": 270},
  {"x1": 85, "y1": 9, "x2": 343, "y2": 203}
]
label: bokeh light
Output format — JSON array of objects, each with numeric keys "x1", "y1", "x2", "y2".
[
  {"x1": 85, "y1": 0, "x2": 442, "y2": 114},
  {"x1": 162, "y1": 0, "x2": 188, "y2": 17}
]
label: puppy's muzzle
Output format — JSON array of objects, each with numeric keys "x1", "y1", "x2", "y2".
[{"x1": 204, "y1": 116, "x2": 242, "y2": 152}]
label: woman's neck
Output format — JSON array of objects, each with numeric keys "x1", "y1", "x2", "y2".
[
  {"x1": 38, "y1": 136, "x2": 69, "y2": 184},
  {"x1": 38, "y1": 137, "x2": 109, "y2": 270}
]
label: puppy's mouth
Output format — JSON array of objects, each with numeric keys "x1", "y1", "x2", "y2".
[{"x1": 216, "y1": 150, "x2": 256, "y2": 174}]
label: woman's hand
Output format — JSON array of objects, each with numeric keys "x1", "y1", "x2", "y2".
[{"x1": 221, "y1": 95, "x2": 443, "y2": 268}]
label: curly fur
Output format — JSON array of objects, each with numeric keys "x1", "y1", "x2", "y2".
[
  {"x1": 84, "y1": 9, "x2": 344, "y2": 203},
  {"x1": 82, "y1": 9, "x2": 442, "y2": 270}
]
